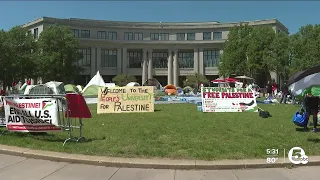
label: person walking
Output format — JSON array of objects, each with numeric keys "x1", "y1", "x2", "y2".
[
  {"x1": 280, "y1": 82, "x2": 289, "y2": 104},
  {"x1": 266, "y1": 81, "x2": 272, "y2": 99}
]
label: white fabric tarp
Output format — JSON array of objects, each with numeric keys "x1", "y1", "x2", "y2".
[
  {"x1": 289, "y1": 73, "x2": 320, "y2": 96},
  {"x1": 126, "y1": 82, "x2": 140, "y2": 87}
]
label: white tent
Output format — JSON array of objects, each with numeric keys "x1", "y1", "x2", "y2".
[
  {"x1": 126, "y1": 82, "x2": 140, "y2": 87},
  {"x1": 81, "y1": 71, "x2": 106, "y2": 93},
  {"x1": 105, "y1": 83, "x2": 116, "y2": 87},
  {"x1": 76, "y1": 85, "x2": 83, "y2": 92}
]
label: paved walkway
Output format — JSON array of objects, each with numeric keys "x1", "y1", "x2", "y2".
[{"x1": 0, "y1": 154, "x2": 318, "y2": 180}]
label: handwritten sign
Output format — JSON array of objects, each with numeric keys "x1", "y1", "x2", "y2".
[
  {"x1": 201, "y1": 87, "x2": 258, "y2": 112},
  {"x1": 97, "y1": 86, "x2": 154, "y2": 114}
]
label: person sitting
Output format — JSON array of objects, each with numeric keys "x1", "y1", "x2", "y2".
[{"x1": 303, "y1": 93, "x2": 320, "y2": 132}]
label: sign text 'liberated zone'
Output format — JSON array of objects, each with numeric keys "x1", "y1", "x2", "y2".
[{"x1": 97, "y1": 86, "x2": 154, "y2": 113}]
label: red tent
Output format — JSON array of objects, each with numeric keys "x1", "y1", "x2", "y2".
[
  {"x1": 225, "y1": 78, "x2": 238, "y2": 83},
  {"x1": 211, "y1": 79, "x2": 226, "y2": 83}
]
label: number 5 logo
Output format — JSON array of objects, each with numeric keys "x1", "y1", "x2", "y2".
[{"x1": 288, "y1": 147, "x2": 309, "y2": 165}]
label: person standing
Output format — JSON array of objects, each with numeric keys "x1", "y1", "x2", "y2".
[
  {"x1": 272, "y1": 80, "x2": 277, "y2": 98},
  {"x1": 280, "y1": 82, "x2": 289, "y2": 104},
  {"x1": 304, "y1": 93, "x2": 320, "y2": 132},
  {"x1": 266, "y1": 81, "x2": 272, "y2": 99}
]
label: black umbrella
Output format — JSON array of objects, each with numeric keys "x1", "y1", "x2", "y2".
[{"x1": 287, "y1": 65, "x2": 320, "y2": 86}]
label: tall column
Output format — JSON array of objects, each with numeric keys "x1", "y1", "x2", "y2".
[
  {"x1": 90, "y1": 47, "x2": 96, "y2": 77},
  {"x1": 122, "y1": 48, "x2": 127, "y2": 74},
  {"x1": 194, "y1": 48, "x2": 199, "y2": 74},
  {"x1": 116, "y1": 48, "x2": 122, "y2": 74},
  {"x1": 96, "y1": 47, "x2": 101, "y2": 72},
  {"x1": 142, "y1": 49, "x2": 148, "y2": 85},
  {"x1": 199, "y1": 48, "x2": 204, "y2": 74},
  {"x1": 173, "y1": 49, "x2": 179, "y2": 87},
  {"x1": 167, "y1": 49, "x2": 173, "y2": 85},
  {"x1": 148, "y1": 49, "x2": 153, "y2": 79}
]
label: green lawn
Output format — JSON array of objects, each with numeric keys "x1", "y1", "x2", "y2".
[{"x1": 1, "y1": 103, "x2": 320, "y2": 161}]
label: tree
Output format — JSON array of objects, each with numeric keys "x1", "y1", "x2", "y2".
[
  {"x1": 36, "y1": 25, "x2": 82, "y2": 83},
  {"x1": 0, "y1": 26, "x2": 37, "y2": 88},
  {"x1": 112, "y1": 74, "x2": 137, "y2": 86},
  {"x1": 219, "y1": 24, "x2": 253, "y2": 77},
  {"x1": 183, "y1": 73, "x2": 208, "y2": 89},
  {"x1": 246, "y1": 26, "x2": 275, "y2": 77},
  {"x1": 289, "y1": 24, "x2": 320, "y2": 75},
  {"x1": 265, "y1": 32, "x2": 290, "y2": 81}
]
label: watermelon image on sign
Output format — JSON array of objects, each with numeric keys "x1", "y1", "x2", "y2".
[{"x1": 42, "y1": 101, "x2": 53, "y2": 110}]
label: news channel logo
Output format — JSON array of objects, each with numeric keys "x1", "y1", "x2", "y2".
[{"x1": 288, "y1": 147, "x2": 309, "y2": 165}]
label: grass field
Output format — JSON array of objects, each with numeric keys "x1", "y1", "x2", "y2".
[{"x1": 1, "y1": 102, "x2": 320, "y2": 161}]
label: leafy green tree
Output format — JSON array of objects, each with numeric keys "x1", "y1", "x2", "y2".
[
  {"x1": 36, "y1": 25, "x2": 82, "y2": 83},
  {"x1": 112, "y1": 74, "x2": 137, "y2": 86},
  {"x1": 247, "y1": 26, "x2": 275, "y2": 77},
  {"x1": 183, "y1": 73, "x2": 208, "y2": 90},
  {"x1": 265, "y1": 32, "x2": 290, "y2": 81},
  {"x1": 289, "y1": 24, "x2": 320, "y2": 75},
  {"x1": 219, "y1": 24, "x2": 253, "y2": 77}
]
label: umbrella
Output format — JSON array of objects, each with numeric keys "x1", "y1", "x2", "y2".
[
  {"x1": 234, "y1": 75, "x2": 253, "y2": 80},
  {"x1": 288, "y1": 65, "x2": 320, "y2": 96},
  {"x1": 225, "y1": 78, "x2": 238, "y2": 83}
]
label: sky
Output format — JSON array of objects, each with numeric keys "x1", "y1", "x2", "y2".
[{"x1": 0, "y1": 1, "x2": 320, "y2": 34}]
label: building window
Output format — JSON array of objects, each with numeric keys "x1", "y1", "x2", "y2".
[
  {"x1": 213, "y1": 32, "x2": 222, "y2": 40},
  {"x1": 160, "y1": 33, "x2": 169, "y2": 41},
  {"x1": 177, "y1": 33, "x2": 185, "y2": 41},
  {"x1": 97, "y1": 31, "x2": 106, "y2": 39},
  {"x1": 124, "y1": 32, "x2": 134, "y2": 40},
  {"x1": 101, "y1": 49, "x2": 117, "y2": 67},
  {"x1": 81, "y1": 30, "x2": 90, "y2": 38},
  {"x1": 150, "y1": 33, "x2": 159, "y2": 40},
  {"x1": 134, "y1": 32, "x2": 143, "y2": 40},
  {"x1": 152, "y1": 52, "x2": 168, "y2": 68},
  {"x1": 77, "y1": 48, "x2": 91, "y2": 67},
  {"x1": 108, "y1": 32, "x2": 117, "y2": 40},
  {"x1": 127, "y1": 51, "x2": 142, "y2": 68},
  {"x1": 187, "y1": 33, "x2": 195, "y2": 40},
  {"x1": 33, "y1": 28, "x2": 39, "y2": 39},
  {"x1": 178, "y1": 51, "x2": 194, "y2": 68},
  {"x1": 203, "y1": 49, "x2": 220, "y2": 67},
  {"x1": 71, "y1": 29, "x2": 79, "y2": 38},
  {"x1": 203, "y1": 32, "x2": 211, "y2": 40}
]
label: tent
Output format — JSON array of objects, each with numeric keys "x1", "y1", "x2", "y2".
[
  {"x1": 126, "y1": 82, "x2": 140, "y2": 87},
  {"x1": 76, "y1": 85, "x2": 84, "y2": 92},
  {"x1": 24, "y1": 81, "x2": 65, "y2": 95},
  {"x1": 82, "y1": 71, "x2": 106, "y2": 96},
  {"x1": 64, "y1": 84, "x2": 80, "y2": 93},
  {"x1": 143, "y1": 78, "x2": 163, "y2": 90},
  {"x1": 105, "y1": 83, "x2": 116, "y2": 87},
  {"x1": 288, "y1": 65, "x2": 320, "y2": 97}
]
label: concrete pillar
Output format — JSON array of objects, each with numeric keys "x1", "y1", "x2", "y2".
[
  {"x1": 167, "y1": 49, "x2": 173, "y2": 85},
  {"x1": 96, "y1": 47, "x2": 101, "y2": 72},
  {"x1": 90, "y1": 47, "x2": 96, "y2": 78},
  {"x1": 122, "y1": 48, "x2": 127, "y2": 74},
  {"x1": 116, "y1": 48, "x2": 122, "y2": 74},
  {"x1": 142, "y1": 49, "x2": 148, "y2": 85},
  {"x1": 173, "y1": 49, "x2": 179, "y2": 87},
  {"x1": 199, "y1": 48, "x2": 204, "y2": 74},
  {"x1": 194, "y1": 48, "x2": 199, "y2": 74},
  {"x1": 148, "y1": 49, "x2": 153, "y2": 79}
]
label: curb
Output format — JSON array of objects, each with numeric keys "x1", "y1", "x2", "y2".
[{"x1": 0, "y1": 144, "x2": 320, "y2": 170}]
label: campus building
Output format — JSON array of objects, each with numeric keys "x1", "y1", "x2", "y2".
[{"x1": 22, "y1": 17, "x2": 288, "y2": 86}]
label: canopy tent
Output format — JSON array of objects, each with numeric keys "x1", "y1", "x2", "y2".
[
  {"x1": 64, "y1": 84, "x2": 80, "y2": 93},
  {"x1": 81, "y1": 71, "x2": 106, "y2": 96},
  {"x1": 225, "y1": 78, "x2": 238, "y2": 83},
  {"x1": 126, "y1": 82, "x2": 140, "y2": 87},
  {"x1": 143, "y1": 78, "x2": 163, "y2": 90},
  {"x1": 288, "y1": 65, "x2": 320, "y2": 97},
  {"x1": 234, "y1": 75, "x2": 254, "y2": 80},
  {"x1": 211, "y1": 79, "x2": 228, "y2": 83}
]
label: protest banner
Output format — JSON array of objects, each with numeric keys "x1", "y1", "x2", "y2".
[
  {"x1": 97, "y1": 86, "x2": 154, "y2": 114},
  {"x1": 201, "y1": 87, "x2": 258, "y2": 112},
  {"x1": 4, "y1": 98, "x2": 61, "y2": 132}
]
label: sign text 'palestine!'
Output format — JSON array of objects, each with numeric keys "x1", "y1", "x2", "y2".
[
  {"x1": 202, "y1": 87, "x2": 254, "y2": 99},
  {"x1": 97, "y1": 86, "x2": 154, "y2": 114}
]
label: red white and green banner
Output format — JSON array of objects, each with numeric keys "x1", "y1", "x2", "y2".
[
  {"x1": 201, "y1": 87, "x2": 258, "y2": 112},
  {"x1": 4, "y1": 98, "x2": 61, "y2": 132}
]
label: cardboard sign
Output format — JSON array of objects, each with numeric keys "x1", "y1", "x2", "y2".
[
  {"x1": 4, "y1": 98, "x2": 61, "y2": 132},
  {"x1": 97, "y1": 86, "x2": 154, "y2": 114},
  {"x1": 201, "y1": 87, "x2": 258, "y2": 112}
]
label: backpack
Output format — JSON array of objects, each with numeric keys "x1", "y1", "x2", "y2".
[{"x1": 259, "y1": 109, "x2": 271, "y2": 118}]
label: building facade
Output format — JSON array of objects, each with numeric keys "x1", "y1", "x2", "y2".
[{"x1": 22, "y1": 17, "x2": 288, "y2": 87}]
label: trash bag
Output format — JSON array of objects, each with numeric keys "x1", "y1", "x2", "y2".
[
  {"x1": 259, "y1": 109, "x2": 271, "y2": 118},
  {"x1": 293, "y1": 110, "x2": 307, "y2": 127}
]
